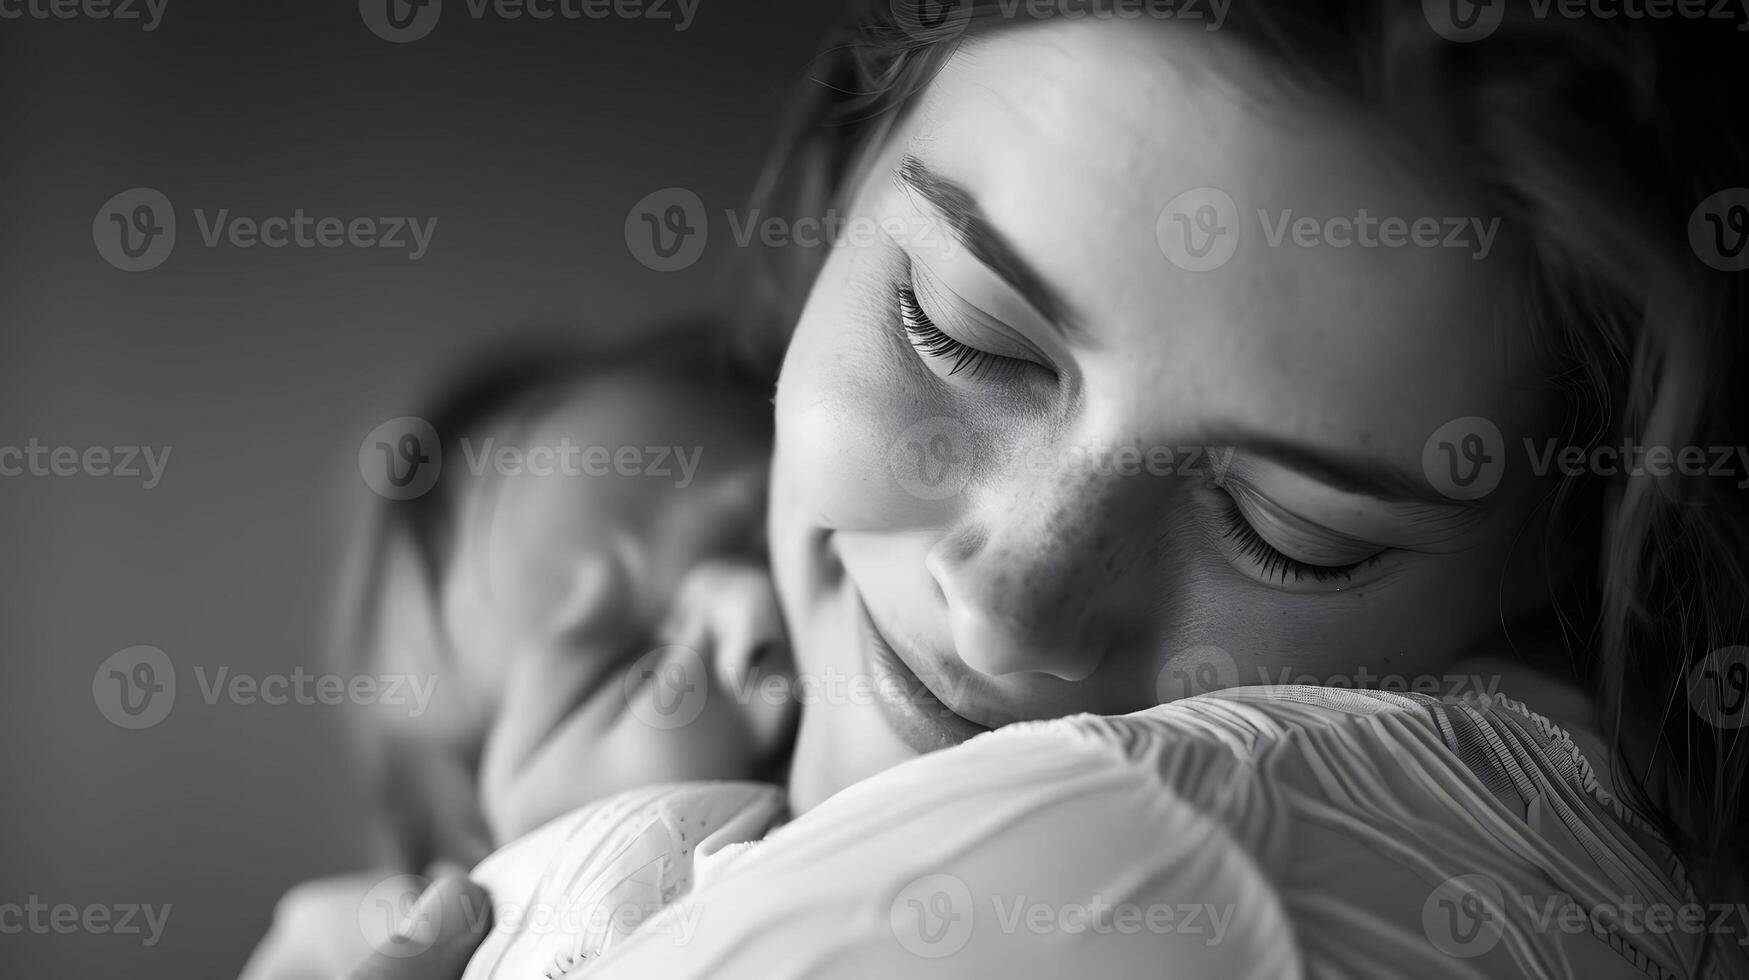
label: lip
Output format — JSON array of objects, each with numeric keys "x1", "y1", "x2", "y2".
[{"x1": 855, "y1": 597, "x2": 990, "y2": 753}]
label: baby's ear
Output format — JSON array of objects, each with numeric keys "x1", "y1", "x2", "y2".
[{"x1": 542, "y1": 550, "x2": 633, "y2": 641}]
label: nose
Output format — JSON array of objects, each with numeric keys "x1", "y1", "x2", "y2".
[
  {"x1": 926, "y1": 451, "x2": 1158, "y2": 681},
  {"x1": 659, "y1": 559, "x2": 797, "y2": 757}
]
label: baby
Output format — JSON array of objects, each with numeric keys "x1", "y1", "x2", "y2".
[{"x1": 240, "y1": 328, "x2": 795, "y2": 979}]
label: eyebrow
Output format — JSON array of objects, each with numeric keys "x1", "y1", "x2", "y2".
[
  {"x1": 1220, "y1": 431, "x2": 1486, "y2": 511},
  {"x1": 890, "y1": 155, "x2": 1475, "y2": 514},
  {"x1": 893, "y1": 154, "x2": 1081, "y2": 337}
]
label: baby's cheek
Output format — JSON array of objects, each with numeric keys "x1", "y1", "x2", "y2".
[{"x1": 606, "y1": 687, "x2": 767, "y2": 785}]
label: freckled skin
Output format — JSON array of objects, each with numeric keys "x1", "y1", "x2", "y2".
[{"x1": 773, "y1": 19, "x2": 1569, "y2": 814}]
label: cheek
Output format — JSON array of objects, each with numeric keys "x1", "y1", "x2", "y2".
[
  {"x1": 437, "y1": 562, "x2": 514, "y2": 709},
  {"x1": 775, "y1": 248, "x2": 955, "y2": 532},
  {"x1": 1182, "y1": 541, "x2": 1526, "y2": 693}
]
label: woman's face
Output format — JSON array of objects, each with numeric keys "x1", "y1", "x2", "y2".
[{"x1": 770, "y1": 19, "x2": 1560, "y2": 811}]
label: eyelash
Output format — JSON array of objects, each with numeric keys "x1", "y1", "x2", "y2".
[
  {"x1": 1219, "y1": 500, "x2": 1381, "y2": 585},
  {"x1": 897, "y1": 281, "x2": 1028, "y2": 382}
]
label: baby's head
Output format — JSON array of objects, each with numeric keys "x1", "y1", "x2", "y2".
[{"x1": 340, "y1": 328, "x2": 793, "y2": 866}]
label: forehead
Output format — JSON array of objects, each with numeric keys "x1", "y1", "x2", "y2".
[
  {"x1": 459, "y1": 371, "x2": 768, "y2": 547},
  {"x1": 904, "y1": 19, "x2": 1544, "y2": 457},
  {"x1": 442, "y1": 367, "x2": 769, "y2": 621}
]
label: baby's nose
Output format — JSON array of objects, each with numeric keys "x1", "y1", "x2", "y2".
[{"x1": 658, "y1": 558, "x2": 796, "y2": 755}]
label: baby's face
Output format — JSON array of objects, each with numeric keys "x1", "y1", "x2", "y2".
[{"x1": 379, "y1": 363, "x2": 790, "y2": 845}]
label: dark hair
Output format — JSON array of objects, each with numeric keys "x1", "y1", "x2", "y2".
[
  {"x1": 332, "y1": 320, "x2": 766, "y2": 870},
  {"x1": 739, "y1": 0, "x2": 1749, "y2": 927}
]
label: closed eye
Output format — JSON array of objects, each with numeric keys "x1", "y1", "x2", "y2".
[
  {"x1": 897, "y1": 280, "x2": 1030, "y2": 383},
  {"x1": 1213, "y1": 488, "x2": 1387, "y2": 589},
  {"x1": 1220, "y1": 504, "x2": 1381, "y2": 584}
]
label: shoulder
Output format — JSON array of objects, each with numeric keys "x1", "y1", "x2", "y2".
[
  {"x1": 595, "y1": 687, "x2": 1676, "y2": 978},
  {"x1": 587, "y1": 690, "x2": 1450, "y2": 978}
]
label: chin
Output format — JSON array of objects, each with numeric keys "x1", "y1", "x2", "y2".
[{"x1": 770, "y1": 529, "x2": 919, "y2": 813}]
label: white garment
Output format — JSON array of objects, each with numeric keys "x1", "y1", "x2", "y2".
[{"x1": 464, "y1": 686, "x2": 1747, "y2": 979}]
